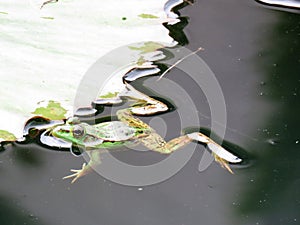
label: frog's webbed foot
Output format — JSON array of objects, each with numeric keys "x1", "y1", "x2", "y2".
[
  {"x1": 189, "y1": 132, "x2": 241, "y2": 173},
  {"x1": 63, "y1": 163, "x2": 92, "y2": 183},
  {"x1": 63, "y1": 151, "x2": 101, "y2": 183},
  {"x1": 212, "y1": 153, "x2": 233, "y2": 174}
]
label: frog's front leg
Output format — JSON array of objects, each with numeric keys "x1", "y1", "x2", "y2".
[
  {"x1": 119, "y1": 83, "x2": 169, "y2": 115},
  {"x1": 116, "y1": 84, "x2": 169, "y2": 129},
  {"x1": 63, "y1": 150, "x2": 101, "y2": 183}
]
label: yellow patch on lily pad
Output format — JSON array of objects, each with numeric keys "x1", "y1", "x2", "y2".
[
  {"x1": 0, "y1": 130, "x2": 17, "y2": 142},
  {"x1": 32, "y1": 100, "x2": 67, "y2": 120},
  {"x1": 138, "y1": 13, "x2": 159, "y2": 19},
  {"x1": 99, "y1": 92, "x2": 119, "y2": 99},
  {"x1": 129, "y1": 41, "x2": 164, "y2": 53}
]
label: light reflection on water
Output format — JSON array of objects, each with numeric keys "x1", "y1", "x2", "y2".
[{"x1": 256, "y1": 0, "x2": 300, "y2": 9}]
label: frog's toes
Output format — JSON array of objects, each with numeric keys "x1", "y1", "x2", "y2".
[
  {"x1": 63, "y1": 163, "x2": 87, "y2": 183},
  {"x1": 213, "y1": 154, "x2": 234, "y2": 174}
]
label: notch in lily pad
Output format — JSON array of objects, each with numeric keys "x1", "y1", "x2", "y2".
[{"x1": 32, "y1": 100, "x2": 67, "y2": 120}]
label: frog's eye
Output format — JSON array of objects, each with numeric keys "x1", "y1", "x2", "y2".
[{"x1": 72, "y1": 125, "x2": 85, "y2": 138}]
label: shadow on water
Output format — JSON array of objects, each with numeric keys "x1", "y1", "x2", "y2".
[
  {"x1": 0, "y1": 195, "x2": 45, "y2": 225},
  {"x1": 163, "y1": 0, "x2": 192, "y2": 45},
  {"x1": 163, "y1": 16, "x2": 190, "y2": 45},
  {"x1": 238, "y1": 12, "x2": 300, "y2": 224}
]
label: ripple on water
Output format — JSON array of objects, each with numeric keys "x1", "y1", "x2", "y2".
[{"x1": 267, "y1": 138, "x2": 280, "y2": 146}]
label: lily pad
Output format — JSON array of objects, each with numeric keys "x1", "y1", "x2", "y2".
[
  {"x1": 99, "y1": 92, "x2": 119, "y2": 99},
  {"x1": 32, "y1": 100, "x2": 67, "y2": 120},
  {"x1": 0, "y1": 130, "x2": 17, "y2": 142},
  {"x1": 0, "y1": 0, "x2": 175, "y2": 138},
  {"x1": 129, "y1": 41, "x2": 165, "y2": 53}
]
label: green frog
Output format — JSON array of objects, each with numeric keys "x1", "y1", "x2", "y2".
[{"x1": 52, "y1": 83, "x2": 242, "y2": 183}]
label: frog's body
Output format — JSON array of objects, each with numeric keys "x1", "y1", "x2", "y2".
[
  {"x1": 52, "y1": 83, "x2": 242, "y2": 183},
  {"x1": 53, "y1": 120, "x2": 148, "y2": 149}
]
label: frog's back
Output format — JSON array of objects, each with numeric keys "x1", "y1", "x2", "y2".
[{"x1": 93, "y1": 121, "x2": 137, "y2": 141}]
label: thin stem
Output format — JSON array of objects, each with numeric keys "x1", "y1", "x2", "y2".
[{"x1": 157, "y1": 47, "x2": 204, "y2": 81}]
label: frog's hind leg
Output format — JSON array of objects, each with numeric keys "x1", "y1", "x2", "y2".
[
  {"x1": 116, "y1": 108, "x2": 151, "y2": 129},
  {"x1": 140, "y1": 132, "x2": 192, "y2": 154},
  {"x1": 140, "y1": 132, "x2": 242, "y2": 173},
  {"x1": 63, "y1": 150, "x2": 101, "y2": 183}
]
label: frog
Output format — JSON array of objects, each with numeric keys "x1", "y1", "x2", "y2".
[{"x1": 52, "y1": 83, "x2": 242, "y2": 183}]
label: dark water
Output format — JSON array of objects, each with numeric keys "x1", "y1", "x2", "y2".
[{"x1": 1, "y1": 1, "x2": 300, "y2": 225}]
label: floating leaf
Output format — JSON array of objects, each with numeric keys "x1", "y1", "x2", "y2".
[
  {"x1": 138, "y1": 13, "x2": 159, "y2": 19},
  {"x1": 129, "y1": 41, "x2": 164, "y2": 53},
  {"x1": 0, "y1": 0, "x2": 174, "y2": 137},
  {"x1": 99, "y1": 92, "x2": 119, "y2": 99},
  {"x1": 0, "y1": 130, "x2": 17, "y2": 142},
  {"x1": 32, "y1": 100, "x2": 67, "y2": 120}
]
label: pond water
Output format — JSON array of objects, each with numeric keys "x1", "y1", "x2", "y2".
[{"x1": 1, "y1": 1, "x2": 300, "y2": 225}]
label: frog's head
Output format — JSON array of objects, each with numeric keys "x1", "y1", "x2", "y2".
[
  {"x1": 52, "y1": 124, "x2": 86, "y2": 146},
  {"x1": 52, "y1": 123, "x2": 104, "y2": 148}
]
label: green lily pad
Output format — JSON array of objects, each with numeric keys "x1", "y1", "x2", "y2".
[
  {"x1": 129, "y1": 41, "x2": 164, "y2": 53},
  {"x1": 138, "y1": 13, "x2": 159, "y2": 19},
  {"x1": 136, "y1": 56, "x2": 147, "y2": 66},
  {"x1": 32, "y1": 100, "x2": 67, "y2": 120},
  {"x1": 0, "y1": 130, "x2": 17, "y2": 142},
  {"x1": 99, "y1": 92, "x2": 119, "y2": 99},
  {"x1": 0, "y1": 0, "x2": 173, "y2": 138}
]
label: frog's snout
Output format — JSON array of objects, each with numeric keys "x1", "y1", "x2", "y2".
[{"x1": 52, "y1": 126, "x2": 71, "y2": 137}]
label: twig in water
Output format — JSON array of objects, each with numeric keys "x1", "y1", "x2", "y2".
[
  {"x1": 157, "y1": 47, "x2": 204, "y2": 81},
  {"x1": 40, "y1": 0, "x2": 58, "y2": 9},
  {"x1": 184, "y1": 0, "x2": 194, "y2": 5}
]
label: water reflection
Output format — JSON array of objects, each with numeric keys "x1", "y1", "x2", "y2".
[
  {"x1": 163, "y1": 16, "x2": 190, "y2": 45},
  {"x1": 238, "y1": 12, "x2": 300, "y2": 224},
  {"x1": 163, "y1": 0, "x2": 192, "y2": 45},
  {"x1": 0, "y1": 195, "x2": 45, "y2": 225},
  {"x1": 256, "y1": 0, "x2": 300, "y2": 9}
]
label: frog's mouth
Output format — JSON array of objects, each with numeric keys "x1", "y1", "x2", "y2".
[{"x1": 52, "y1": 125, "x2": 72, "y2": 139}]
